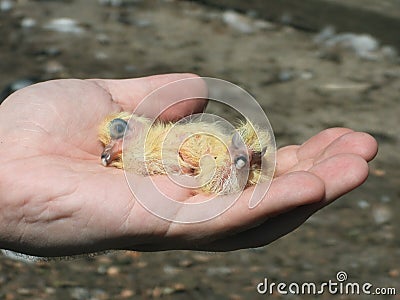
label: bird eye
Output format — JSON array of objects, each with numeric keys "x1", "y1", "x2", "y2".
[
  {"x1": 234, "y1": 155, "x2": 247, "y2": 169},
  {"x1": 109, "y1": 118, "x2": 128, "y2": 139}
]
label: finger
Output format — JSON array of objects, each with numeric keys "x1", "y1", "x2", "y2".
[
  {"x1": 310, "y1": 153, "x2": 370, "y2": 202},
  {"x1": 89, "y1": 74, "x2": 208, "y2": 121},
  {"x1": 297, "y1": 127, "x2": 354, "y2": 160},
  {"x1": 275, "y1": 145, "x2": 300, "y2": 176},
  {"x1": 316, "y1": 132, "x2": 378, "y2": 163}
]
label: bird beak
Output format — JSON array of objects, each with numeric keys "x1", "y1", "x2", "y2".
[{"x1": 101, "y1": 139, "x2": 123, "y2": 166}]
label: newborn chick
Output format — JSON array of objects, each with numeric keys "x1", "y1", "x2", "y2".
[{"x1": 98, "y1": 112, "x2": 272, "y2": 195}]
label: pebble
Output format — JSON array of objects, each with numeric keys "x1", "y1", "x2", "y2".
[
  {"x1": 124, "y1": 64, "x2": 137, "y2": 73},
  {"x1": 134, "y1": 19, "x2": 152, "y2": 28},
  {"x1": 278, "y1": 69, "x2": 295, "y2": 82},
  {"x1": 42, "y1": 47, "x2": 62, "y2": 57},
  {"x1": 207, "y1": 266, "x2": 233, "y2": 276},
  {"x1": 299, "y1": 70, "x2": 314, "y2": 80},
  {"x1": 381, "y1": 45, "x2": 398, "y2": 61},
  {"x1": 96, "y1": 33, "x2": 110, "y2": 45},
  {"x1": 0, "y1": 0, "x2": 13, "y2": 12},
  {"x1": 95, "y1": 51, "x2": 109, "y2": 60},
  {"x1": 222, "y1": 10, "x2": 254, "y2": 34},
  {"x1": 106, "y1": 266, "x2": 120, "y2": 276},
  {"x1": 45, "y1": 287, "x2": 56, "y2": 295},
  {"x1": 70, "y1": 287, "x2": 90, "y2": 300},
  {"x1": 120, "y1": 289, "x2": 135, "y2": 298},
  {"x1": 357, "y1": 200, "x2": 370, "y2": 209},
  {"x1": 98, "y1": 0, "x2": 142, "y2": 6},
  {"x1": 389, "y1": 269, "x2": 399, "y2": 278},
  {"x1": 178, "y1": 259, "x2": 193, "y2": 267},
  {"x1": 43, "y1": 18, "x2": 85, "y2": 34},
  {"x1": 372, "y1": 205, "x2": 392, "y2": 225},
  {"x1": 17, "y1": 288, "x2": 32, "y2": 296},
  {"x1": 380, "y1": 195, "x2": 391, "y2": 203},
  {"x1": 21, "y1": 18, "x2": 37, "y2": 29},
  {"x1": 97, "y1": 265, "x2": 107, "y2": 275},
  {"x1": 98, "y1": 0, "x2": 123, "y2": 6},
  {"x1": 44, "y1": 60, "x2": 65, "y2": 74},
  {"x1": 163, "y1": 265, "x2": 180, "y2": 275},
  {"x1": 192, "y1": 253, "x2": 212, "y2": 263},
  {"x1": 314, "y1": 26, "x2": 380, "y2": 60}
]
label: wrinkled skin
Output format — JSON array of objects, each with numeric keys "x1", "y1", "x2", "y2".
[{"x1": 0, "y1": 74, "x2": 378, "y2": 257}]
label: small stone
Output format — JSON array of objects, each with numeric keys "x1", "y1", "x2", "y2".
[
  {"x1": 207, "y1": 266, "x2": 233, "y2": 276},
  {"x1": 300, "y1": 71, "x2": 314, "y2": 80},
  {"x1": 389, "y1": 269, "x2": 399, "y2": 278},
  {"x1": 124, "y1": 65, "x2": 137, "y2": 73},
  {"x1": 229, "y1": 294, "x2": 243, "y2": 300},
  {"x1": 21, "y1": 18, "x2": 37, "y2": 29},
  {"x1": 278, "y1": 69, "x2": 295, "y2": 82},
  {"x1": 17, "y1": 288, "x2": 32, "y2": 295},
  {"x1": 134, "y1": 19, "x2": 151, "y2": 28},
  {"x1": 106, "y1": 266, "x2": 120, "y2": 276},
  {"x1": 95, "y1": 51, "x2": 109, "y2": 60},
  {"x1": 120, "y1": 289, "x2": 135, "y2": 298},
  {"x1": 381, "y1": 46, "x2": 398, "y2": 59},
  {"x1": 70, "y1": 287, "x2": 90, "y2": 300},
  {"x1": 125, "y1": 251, "x2": 141, "y2": 258},
  {"x1": 253, "y1": 19, "x2": 275, "y2": 30},
  {"x1": 45, "y1": 60, "x2": 65, "y2": 74},
  {"x1": 45, "y1": 287, "x2": 56, "y2": 294},
  {"x1": 4, "y1": 293, "x2": 15, "y2": 300},
  {"x1": 92, "y1": 289, "x2": 108, "y2": 300},
  {"x1": 0, "y1": 0, "x2": 13, "y2": 12},
  {"x1": 163, "y1": 265, "x2": 180, "y2": 275},
  {"x1": 151, "y1": 287, "x2": 162, "y2": 298},
  {"x1": 96, "y1": 33, "x2": 110, "y2": 45},
  {"x1": 357, "y1": 200, "x2": 370, "y2": 209},
  {"x1": 371, "y1": 168, "x2": 385, "y2": 176},
  {"x1": 222, "y1": 10, "x2": 254, "y2": 34},
  {"x1": 43, "y1": 18, "x2": 84, "y2": 34},
  {"x1": 372, "y1": 205, "x2": 392, "y2": 225},
  {"x1": 136, "y1": 261, "x2": 148, "y2": 268},
  {"x1": 172, "y1": 283, "x2": 186, "y2": 291},
  {"x1": 98, "y1": 0, "x2": 123, "y2": 6},
  {"x1": 161, "y1": 287, "x2": 174, "y2": 295},
  {"x1": 192, "y1": 254, "x2": 212, "y2": 263},
  {"x1": 178, "y1": 259, "x2": 193, "y2": 267},
  {"x1": 97, "y1": 265, "x2": 107, "y2": 274}
]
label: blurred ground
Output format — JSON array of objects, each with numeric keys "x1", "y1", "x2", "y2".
[{"x1": 0, "y1": 0, "x2": 399, "y2": 299}]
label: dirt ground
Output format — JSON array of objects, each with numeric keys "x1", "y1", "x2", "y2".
[{"x1": 0, "y1": 0, "x2": 399, "y2": 299}]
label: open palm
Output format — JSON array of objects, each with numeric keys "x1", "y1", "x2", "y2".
[{"x1": 0, "y1": 74, "x2": 377, "y2": 256}]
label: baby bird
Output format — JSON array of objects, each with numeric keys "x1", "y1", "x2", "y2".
[{"x1": 98, "y1": 112, "x2": 272, "y2": 195}]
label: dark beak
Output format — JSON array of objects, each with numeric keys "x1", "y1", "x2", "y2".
[{"x1": 101, "y1": 139, "x2": 122, "y2": 166}]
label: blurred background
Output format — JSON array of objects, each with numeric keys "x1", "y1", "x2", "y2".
[{"x1": 0, "y1": 0, "x2": 399, "y2": 299}]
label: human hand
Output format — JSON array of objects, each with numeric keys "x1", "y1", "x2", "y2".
[{"x1": 0, "y1": 74, "x2": 377, "y2": 256}]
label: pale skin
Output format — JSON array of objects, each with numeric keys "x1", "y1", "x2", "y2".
[{"x1": 0, "y1": 73, "x2": 378, "y2": 257}]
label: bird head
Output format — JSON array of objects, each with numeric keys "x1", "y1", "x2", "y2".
[{"x1": 98, "y1": 112, "x2": 131, "y2": 167}]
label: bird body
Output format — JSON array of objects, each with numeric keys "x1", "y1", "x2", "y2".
[{"x1": 99, "y1": 112, "x2": 272, "y2": 195}]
